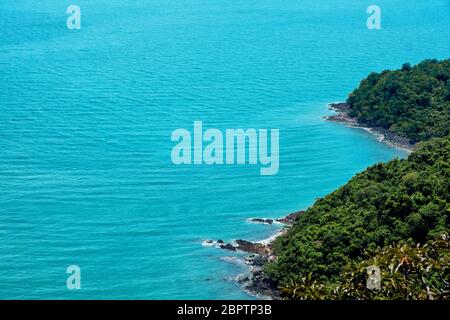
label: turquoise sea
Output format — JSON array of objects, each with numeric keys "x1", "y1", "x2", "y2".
[{"x1": 0, "y1": 1, "x2": 449, "y2": 299}]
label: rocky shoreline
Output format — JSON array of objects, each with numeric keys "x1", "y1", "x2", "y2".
[
  {"x1": 205, "y1": 210, "x2": 304, "y2": 299},
  {"x1": 205, "y1": 100, "x2": 421, "y2": 299},
  {"x1": 325, "y1": 102, "x2": 414, "y2": 152},
  {"x1": 209, "y1": 102, "x2": 414, "y2": 299}
]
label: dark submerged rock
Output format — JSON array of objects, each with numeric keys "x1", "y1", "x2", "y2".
[
  {"x1": 219, "y1": 243, "x2": 237, "y2": 251},
  {"x1": 250, "y1": 218, "x2": 274, "y2": 225}
]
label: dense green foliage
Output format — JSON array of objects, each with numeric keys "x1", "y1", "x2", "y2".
[
  {"x1": 281, "y1": 235, "x2": 450, "y2": 300},
  {"x1": 267, "y1": 136, "x2": 449, "y2": 286},
  {"x1": 347, "y1": 59, "x2": 450, "y2": 143},
  {"x1": 265, "y1": 60, "x2": 450, "y2": 300}
]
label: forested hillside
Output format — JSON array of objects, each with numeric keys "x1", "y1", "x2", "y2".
[
  {"x1": 266, "y1": 60, "x2": 450, "y2": 299},
  {"x1": 347, "y1": 59, "x2": 450, "y2": 143}
]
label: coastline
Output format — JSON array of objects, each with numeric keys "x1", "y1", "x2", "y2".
[
  {"x1": 200, "y1": 94, "x2": 403, "y2": 298},
  {"x1": 325, "y1": 102, "x2": 414, "y2": 152},
  {"x1": 208, "y1": 211, "x2": 304, "y2": 299},
  {"x1": 218, "y1": 102, "x2": 417, "y2": 299}
]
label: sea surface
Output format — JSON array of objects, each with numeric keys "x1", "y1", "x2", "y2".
[{"x1": 0, "y1": 0, "x2": 449, "y2": 299}]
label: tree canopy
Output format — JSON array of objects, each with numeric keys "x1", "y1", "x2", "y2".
[
  {"x1": 281, "y1": 235, "x2": 450, "y2": 300},
  {"x1": 265, "y1": 60, "x2": 450, "y2": 299},
  {"x1": 347, "y1": 59, "x2": 450, "y2": 143},
  {"x1": 267, "y1": 137, "x2": 449, "y2": 284}
]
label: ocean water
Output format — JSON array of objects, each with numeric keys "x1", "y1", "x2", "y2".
[{"x1": 0, "y1": 0, "x2": 449, "y2": 299}]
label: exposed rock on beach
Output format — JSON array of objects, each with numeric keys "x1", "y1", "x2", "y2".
[
  {"x1": 326, "y1": 102, "x2": 414, "y2": 151},
  {"x1": 206, "y1": 210, "x2": 305, "y2": 299}
]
